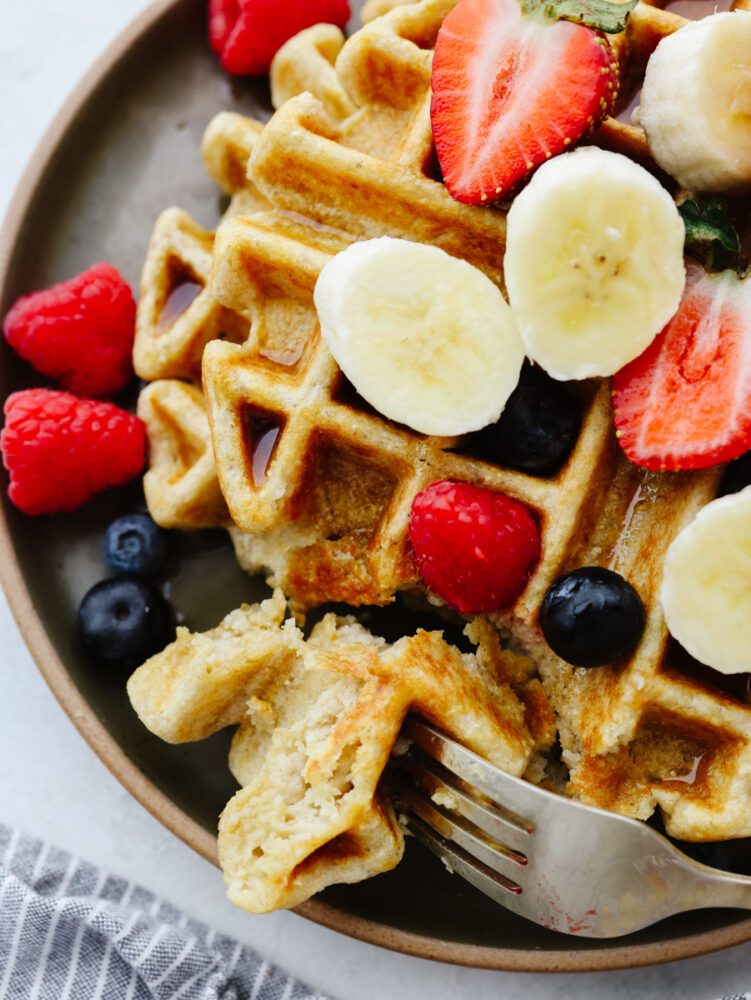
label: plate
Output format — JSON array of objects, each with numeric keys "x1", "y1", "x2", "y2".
[{"x1": 2, "y1": 0, "x2": 751, "y2": 972}]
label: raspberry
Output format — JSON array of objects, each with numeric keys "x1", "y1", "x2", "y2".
[
  {"x1": 209, "y1": 0, "x2": 351, "y2": 76},
  {"x1": 1, "y1": 389, "x2": 146, "y2": 516},
  {"x1": 409, "y1": 480, "x2": 541, "y2": 614},
  {"x1": 3, "y1": 263, "x2": 136, "y2": 398}
]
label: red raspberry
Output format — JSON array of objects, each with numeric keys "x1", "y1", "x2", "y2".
[
  {"x1": 409, "y1": 480, "x2": 541, "y2": 614},
  {"x1": 3, "y1": 263, "x2": 136, "y2": 398},
  {"x1": 1, "y1": 389, "x2": 146, "y2": 516},
  {"x1": 209, "y1": 0, "x2": 351, "y2": 75}
]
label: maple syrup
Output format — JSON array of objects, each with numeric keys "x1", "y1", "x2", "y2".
[
  {"x1": 664, "y1": 753, "x2": 706, "y2": 786},
  {"x1": 259, "y1": 343, "x2": 305, "y2": 368},
  {"x1": 156, "y1": 280, "x2": 203, "y2": 333},
  {"x1": 242, "y1": 406, "x2": 284, "y2": 487}
]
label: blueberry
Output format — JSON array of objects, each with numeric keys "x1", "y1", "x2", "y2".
[
  {"x1": 540, "y1": 567, "x2": 646, "y2": 669},
  {"x1": 462, "y1": 363, "x2": 581, "y2": 476},
  {"x1": 103, "y1": 513, "x2": 166, "y2": 577},
  {"x1": 718, "y1": 451, "x2": 751, "y2": 496},
  {"x1": 78, "y1": 578, "x2": 173, "y2": 668}
]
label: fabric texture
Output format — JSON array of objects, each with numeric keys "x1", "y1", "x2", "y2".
[{"x1": 0, "y1": 824, "x2": 333, "y2": 1000}]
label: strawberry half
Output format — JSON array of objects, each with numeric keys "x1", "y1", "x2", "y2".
[
  {"x1": 430, "y1": 0, "x2": 620, "y2": 205},
  {"x1": 613, "y1": 259, "x2": 751, "y2": 471}
]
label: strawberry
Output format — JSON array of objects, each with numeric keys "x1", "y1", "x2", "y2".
[
  {"x1": 613, "y1": 259, "x2": 751, "y2": 471},
  {"x1": 430, "y1": 0, "x2": 620, "y2": 205}
]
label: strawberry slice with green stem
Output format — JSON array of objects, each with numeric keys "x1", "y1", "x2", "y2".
[
  {"x1": 430, "y1": 0, "x2": 630, "y2": 205},
  {"x1": 613, "y1": 258, "x2": 751, "y2": 471}
]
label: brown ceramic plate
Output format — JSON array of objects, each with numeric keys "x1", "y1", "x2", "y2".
[{"x1": 2, "y1": 0, "x2": 751, "y2": 972}]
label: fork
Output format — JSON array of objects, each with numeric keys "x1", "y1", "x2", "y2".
[{"x1": 386, "y1": 716, "x2": 751, "y2": 938}]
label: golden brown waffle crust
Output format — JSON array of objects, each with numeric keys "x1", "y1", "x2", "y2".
[{"x1": 133, "y1": 0, "x2": 751, "y2": 844}]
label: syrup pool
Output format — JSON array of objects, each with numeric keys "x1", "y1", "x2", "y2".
[
  {"x1": 156, "y1": 280, "x2": 203, "y2": 333},
  {"x1": 242, "y1": 407, "x2": 284, "y2": 487}
]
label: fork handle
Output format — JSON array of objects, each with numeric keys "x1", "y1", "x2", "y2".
[{"x1": 664, "y1": 859, "x2": 751, "y2": 915}]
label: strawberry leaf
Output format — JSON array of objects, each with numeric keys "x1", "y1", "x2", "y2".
[
  {"x1": 679, "y1": 197, "x2": 741, "y2": 272},
  {"x1": 544, "y1": 0, "x2": 637, "y2": 33}
]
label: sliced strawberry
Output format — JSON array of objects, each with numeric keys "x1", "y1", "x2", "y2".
[
  {"x1": 430, "y1": 0, "x2": 619, "y2": 205},
  {"x1": 613, "y1": 259, "x2": 751, "y2": 471}
]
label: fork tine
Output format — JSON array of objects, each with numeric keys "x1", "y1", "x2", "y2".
[
  {"x1": 406, "y1": 812, "x2": 524, "y2": 900},
  {"x1": 387, "y1": 768, "x2": 527, "y2": 879},
  {"x1": 401, "y1": 715, "x2": 541, "y2": 829},
  {"x1": 394, "y1": 747, "x2": 533, "y2": 854}
]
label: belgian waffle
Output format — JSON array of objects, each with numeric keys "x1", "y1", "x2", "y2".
[
  {"x1": 188, "y1": 0, "x2": 751, "y2": 843},
  {"x1": 132, "y1": 0, "x2": 751, "y2": 848},
  {"x1": 128, "y1": 590, "x2": 548, "y2": 912}
]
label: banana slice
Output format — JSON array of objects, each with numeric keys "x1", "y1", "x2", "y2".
[
  {"x1": 660, "y1": 488, "x2": 751, "y2": 674},
  {"x1": 503, "y1": 147, "x2": 685, "y2": 381},
  {"x1": 314, "y1": 237, "x2": 525, "y2": 436},
  {"x1": 639, "y1": 12, "x2": 751, "y2": 193}
]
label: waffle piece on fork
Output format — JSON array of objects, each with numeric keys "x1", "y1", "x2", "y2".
[{"x1": 127, "y1": 591, "x2": 550, "y2": 912}]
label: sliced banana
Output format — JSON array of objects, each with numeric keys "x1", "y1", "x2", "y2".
[
  {"x1": 314, "y1": 237, "x2": 525, "y2": 436},
  {"x1": 503, "y1": 147, "x2": 686, "y2": 381},
  {"x1": 660, "y1": 488, "x2": 751, "y2": 674},
  {"x1": 639, "y1": 11, "x2": 751, "y2": 193}
]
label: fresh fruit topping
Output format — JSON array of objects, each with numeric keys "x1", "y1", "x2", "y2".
[
  {"x1": 78, "y1": 578, "x2": 173, "y2": 668},
  {"x1": 209, "y1": 0, "x2": 351, "y2": 75},
  {"x1": 409, "y1": 480, "x2": 541, "y2": 614},
  {"x1": 613, "y1": 260, "x2": 751, "y2": 471},
  {"x1": 719, "y1": 451, "x2": 751, "y2": 496},
  {"x1": 660, "y1": 489, "x2": 751, "y2": 674},
  {"x1": 0, "y1": 389, "x2": 146, "y2": 516},
  {"x1": 462, "y1": 363, "x2": 581, "y2": 476},
  {"x1": 314, "y1": 238, "x2": 525, "y2": 436},
  {"x1": 3, "y1": 263, "x2": 136, "y2": 398},
  {"x1": 504, "y1": 147, "x2": 686, "y2": 380},
  {"x1": 430, "y1": 0, "x2": 621, "y2": 205},
  {"x1": 540, "y1": 567, "x2": 646, "y2": 668},
  {"x1": 639, "y1": 12, "x2": 751, "y2": 193},
  {"x1": 679, "y1": 196, "x2": 741, "y2": 270},
  {"x1": 103, "y1": 513, "x2": 167, "y2": 578}
]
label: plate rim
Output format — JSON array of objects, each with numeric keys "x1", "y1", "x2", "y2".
[{"x1": 1, "y1": 0, "x2": 751, "y2": 973}]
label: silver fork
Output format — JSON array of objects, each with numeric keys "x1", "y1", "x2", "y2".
[{"x1": 387, "y1": 716, "x2": 751, "y2": 938}]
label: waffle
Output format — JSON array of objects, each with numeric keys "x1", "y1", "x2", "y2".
[
  {"x1": 184, "y1": 0, "x2": 751, "y2": 844},
  {"x1": 132, "y1": 110, "x2": 274, "y2": 384},
  {"x1": 127, "y1": 591, "x2": 548, "y2": 912},
  {"x1": 137, "y1": 380, "x2": 229, "y2": 530}
]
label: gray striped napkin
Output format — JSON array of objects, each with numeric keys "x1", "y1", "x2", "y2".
[
  {"x1": 2, "y1": 822, "x2": 749, "y2": 999},
  {"x1": 0, "y1": 824, "x2": 333, "y2": 1000}
]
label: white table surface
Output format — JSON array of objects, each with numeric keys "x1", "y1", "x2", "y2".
[{"x1": 2, "y1": 3, "x2": 750, "y2": 998}]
